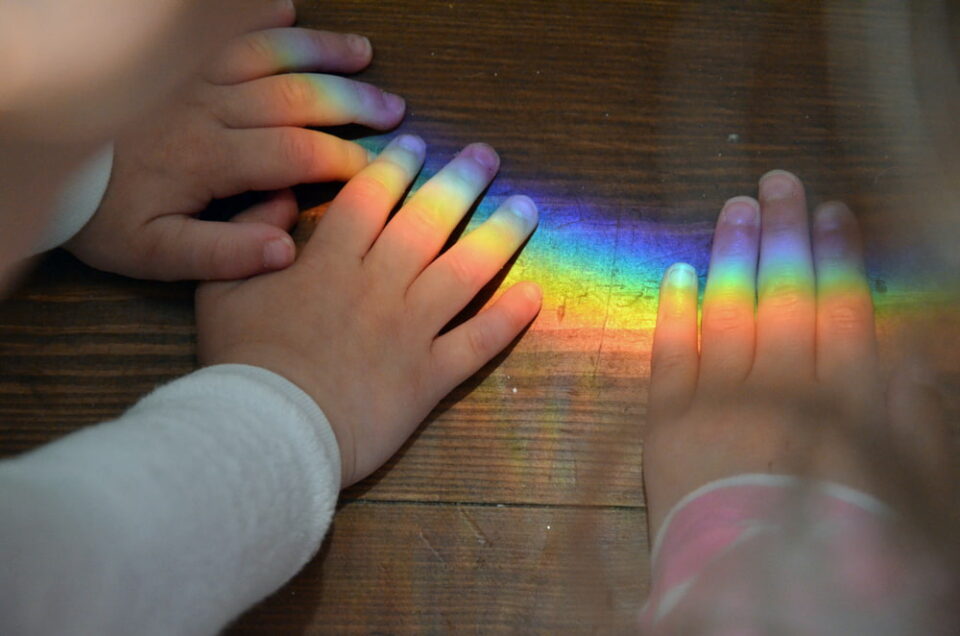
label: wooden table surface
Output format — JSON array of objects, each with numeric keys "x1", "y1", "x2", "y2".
[{"x1": 1, "y1": 1, "x2": 958, "y2": 633}]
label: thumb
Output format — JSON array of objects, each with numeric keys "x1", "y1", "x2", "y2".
[
  {"x1": 231, "y1": 188, "x2": 299, "y2": 230},
  {"x1": 144, "y1": 214, "x2": 295, "y2": 281}
]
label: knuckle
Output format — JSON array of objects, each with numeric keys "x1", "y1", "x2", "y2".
[
  {"x1": 444, "y1": 167, "x2": 478, "y2": 194},
  {"x1": 659, "y1": 293, "x2": 691, "y2": 321},
  {"x1": 349, "y1": 171, "x2": 392, "y2": 204},
  {"x1": 651, "y1": 348, "x2": 693, "y2": 377},
  {"x1": 823, "y1": 302, "x2": 871, "y2": 335},
  {"x1": 703, "y1": 301, "x2": 752, "y2": 334},
  {"x1": 444, "y1": 252, "x2": 481, "y2": 290},
  {"x1": 203, "y1": 232, "x2": 231, "y2": 279},
  {"x1": 278, "y1": 129, "x2": 316, "y2": 167},
  {"x1": 404, "y1": 201, "x2": 446, "y2": 239},
  {"x1": 466, "y1": 323, "x2": 494, "y2": 360},
  {"x1": 762, "y1": 279, "x2": 810, "y2": 312},
  {"x1": 374, "y1": 159, "x2": 409, "y2": 185},
  {"x1": 241, "y1": 32, "x2": 275, "y2": 64},
  {"x1": 277, "y1": 74, "x2": 312, "y2": 112},
  {"x1": 762, "y1": 221, "x2": 801, "y2": 241}
]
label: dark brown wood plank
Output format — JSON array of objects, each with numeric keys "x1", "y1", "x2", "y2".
[{"x1": 228, "y1": 502, "x2": 649, "y2": 634}]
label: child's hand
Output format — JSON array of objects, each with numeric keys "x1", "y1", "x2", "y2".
[
  {"x1": 66, "y1": 24, "x2": 406, "y2": 281},
  {"x1": 195, "y1": 136, "x2": 542, "y2": 486},
  {"x1": 644, "y1": 171, "x2": 952, "y2": 535},
  {"x1": 0, "y1": 0, "x2": 297, "y2": 270},
  {"x1": 0, "y1": 0, "x2": 295, "y2": 145}
]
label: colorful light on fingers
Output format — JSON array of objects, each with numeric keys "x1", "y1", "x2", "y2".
[
  {"x1": 355, "y1": 133, "x2": 960, "y2": 503},
  {"x1": 457, "y1": 195, "x2": 539, "y2": 265},
  {"x1": 356, "y1": 134, "x2": 957, "y2": 357}
]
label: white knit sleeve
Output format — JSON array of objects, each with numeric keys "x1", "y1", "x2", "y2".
[
  {"x1": 0, "y1": 364, "x2": 341, "y2": 636},
  {"x1": 32, "y1": 144, "x2": 114, "y2": 254}
]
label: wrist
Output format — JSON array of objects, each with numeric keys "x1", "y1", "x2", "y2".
[{"x1": 200, "y1": 343, "x2": 355, "y2": 486}]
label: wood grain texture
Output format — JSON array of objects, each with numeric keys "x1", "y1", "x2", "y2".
[
  {"x1": 0, "y1": 0, "x2": 958, "y2": 633},
  {"x1": 230, "y1": 503, "x2": 649, "y2": 633}
]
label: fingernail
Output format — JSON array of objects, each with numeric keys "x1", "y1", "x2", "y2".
[
  {"x1": 348, "y1": 34, "x2": 371, "y2": 56},
  {"x1": 461, "y1": 143, "x2": 499, "y2": 173},
  {"x1": 815, "y1": 202, "x2": 851, "y2": 231},
  {"x1": 383, "y1": 92, "x2": 405, "y2": 114},
  {"x1": 523, "y1": 283, "x2": 543, "y2": 304},
  {"x1": 263, "y1": 235, "x2": 294, "y2": 270},
  {"x1": 504, "y1": 195, "x2": 538, "y2": 229},
  {"x1": 666, "y1": 263, "x2": 697, "y2": 287},
  {"x1": 759, "y1": 170, "x2": 798, "y2": 200},
  {"x1": 721, "y1": 198, "x2": 759, "y2": 225},
  {"x1": 391, "y1": 134, "x2": 425, "y2": 157}
]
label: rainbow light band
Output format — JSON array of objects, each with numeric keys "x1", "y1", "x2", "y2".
[{"x1": 358, "y1": 134, "x2": 956, "y2": 355}]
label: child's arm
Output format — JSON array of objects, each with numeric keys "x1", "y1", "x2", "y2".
[
  {"x1": 0, "y1": 137, "x2": 541, "y2": 633},
  {"x1": 641, "y1": 172, "x2": 956, "y2": 633},
  {"x1": 0, "y1": 366, "x2": 339, "y2": 635},
  {"x1": 65, "y1": 22, "x2": 405, "y2": 281}
]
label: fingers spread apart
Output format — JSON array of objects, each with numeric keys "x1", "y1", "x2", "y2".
[
  {"x1": 307, "y1": 134, "x2": 426, "y2": 258},
  {"x1": 365, "y1": 143, "x2": 501, "y2": 287},
  {"x1": 430, "y1": 282, "x2": 542, "y2": 396},
  {"x1": 408, "y1": 195, "x2": 539, "y2": 333}
]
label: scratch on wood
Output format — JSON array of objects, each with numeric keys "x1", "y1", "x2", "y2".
[
  {"x1": 418, "y1": 529, "x2": 447, "y2": 564},
  {"x1": 873, "y1": 165, "x2": 895, "y2": 184},
  {"x1": 592, "y1": 211, "x2": 622, "y2": 383},
  {"x1": 458, "y1": 505, "x2": 491, "y2": 546}
]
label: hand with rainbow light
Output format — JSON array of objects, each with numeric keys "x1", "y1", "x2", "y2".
[
  {"x1": 0, "y1": 0, "x2": 296, "y2": 145},
  {"x1": 67, "y1": 9, "x2": 407, "y2": 281},
  {"x1": 196, "y1": 136, "x2": 542, "y2": 486},
  {"x1": 644, "y1": 170, "x2": 952, "y2": 536}
]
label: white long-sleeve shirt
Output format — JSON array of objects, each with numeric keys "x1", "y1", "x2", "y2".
[
  {"x1": 3, "y1": 151, "x2": 343, "y2": 634},
  {"x1": 0, "y1": 365, "x2": 341, "y2": 635}
]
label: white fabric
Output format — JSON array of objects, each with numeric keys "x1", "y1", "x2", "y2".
[
  {"x1": 33, "y1": 144, "x2": 114, "y2": 254},
  {"x1": 0, "y1": 364, "x2": 341, "y2": 635}
]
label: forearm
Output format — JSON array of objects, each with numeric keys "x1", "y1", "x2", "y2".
[{"x1": 0, "y1": 364, "x2": 340, "y2": 636}]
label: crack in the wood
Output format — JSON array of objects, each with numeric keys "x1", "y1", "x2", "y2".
[
  {"x1": 417, "y1": 529, "x2": 447, "y2": 565},
  {"x1": 457, "y1": 505, "x2": 491, "y2": 546}
]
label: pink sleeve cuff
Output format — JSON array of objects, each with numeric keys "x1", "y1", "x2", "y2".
[{"x1": 639, "y1": 474, "x2": 950, "y2": 633}]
